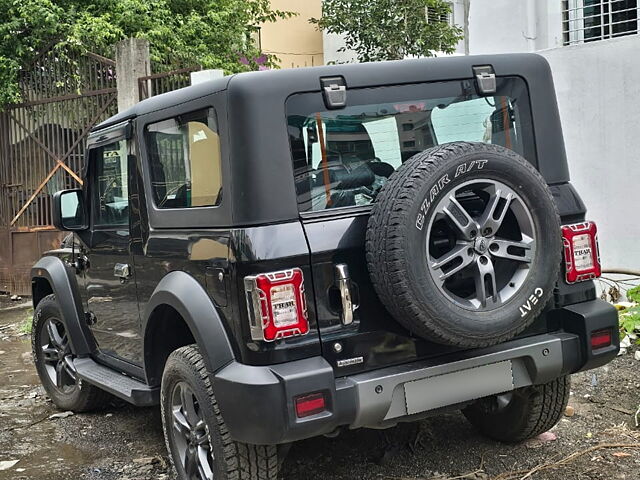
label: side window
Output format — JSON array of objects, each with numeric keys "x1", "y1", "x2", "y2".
[
  {"x1": 92, "y1": 140, "x2": 129, "y2": 227},
  {"x1": 145, "y1": 108, "x2": 222, "y2": 209}
]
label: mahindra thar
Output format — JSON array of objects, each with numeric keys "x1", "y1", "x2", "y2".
[{"x1": 30, "y1": 53, "x2": 619, "y2": 479}]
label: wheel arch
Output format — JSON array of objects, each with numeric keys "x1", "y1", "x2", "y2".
[
  {"x1": 142, "y1": 271, "x2": 235, "y2": 386},
  {"x1": 31, "y1": 256, "x2": 95, "y2": 355}
]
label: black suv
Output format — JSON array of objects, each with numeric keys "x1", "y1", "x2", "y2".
[{"x1": 31, "y1": 53, "x2": 619, "y2": 479}]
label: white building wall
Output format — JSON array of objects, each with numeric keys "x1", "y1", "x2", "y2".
[
  {"x1": 467, "y1": 0, "x2": 563, "y2": 54},
  {"x1": 538, "y1": 35, "x2": 640, "y2": 271},
  {"x1": 467, "y1": 0, "x2": 640, "y2": 270}
]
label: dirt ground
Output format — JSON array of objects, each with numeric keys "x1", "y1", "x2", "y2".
[{"x1": 1, "y1": 301, "x2": 639, "y2": 480}]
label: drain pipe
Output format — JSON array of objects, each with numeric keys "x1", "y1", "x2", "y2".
[{"x1": 525, "y1": 0, "x2": 537, "y2": 52}]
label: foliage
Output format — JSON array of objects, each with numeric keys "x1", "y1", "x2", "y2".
[
  {"x1": 627, "y1": 285, "x2": 640, "y2": 303},
  {"x1": 20, "y1": 308, "x2": 34, "y2": 335},
  {"x1": 619, "y1": 305, "x2": 640, "y2": 343},
  {"x1": 0, "y1": 0, "x2": 294, "y2": 106},
  {"x1": 311, "y1": 0, "x2": 463, "y2": 62}
]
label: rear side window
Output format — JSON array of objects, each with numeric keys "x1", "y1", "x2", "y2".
[
  {"x1": 287, "y1": 77, "x2": 535, "y2": 212},
  {"x1": 145, "y1": 108, "x2": 222, "y2": 209}
]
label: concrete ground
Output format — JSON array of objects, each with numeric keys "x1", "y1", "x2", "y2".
[{"x1": 1, "y1": 304, "x2": 639, "y2": 480}]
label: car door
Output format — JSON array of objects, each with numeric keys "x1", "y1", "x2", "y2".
[{"x1": 83, "y1": 136, "x2": 142, "y2": 366}]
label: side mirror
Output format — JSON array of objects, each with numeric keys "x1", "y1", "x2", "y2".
[{"x1": 52, "y1": 189, "x2": 88, "y2": 231}]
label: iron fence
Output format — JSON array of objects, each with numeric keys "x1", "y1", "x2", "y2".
[{"x1": 138, "y1": 66, "x2": 200, "y2": 101}]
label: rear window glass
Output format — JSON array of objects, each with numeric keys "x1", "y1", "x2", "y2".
[
  {"x1": 145, "y1": 108, "x2": 222, "y2": 209},
  {"x1": 287, "y1": 77, "x2": 535, "y2": 212}
]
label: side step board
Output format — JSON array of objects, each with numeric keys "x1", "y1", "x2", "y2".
[{"x1": 74, "y1": 357, "x2": 159, "y2": 406}]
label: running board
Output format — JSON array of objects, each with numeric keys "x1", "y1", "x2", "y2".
[{"x1": 74, "y1": 357, "x2": 159, "y2": 406}]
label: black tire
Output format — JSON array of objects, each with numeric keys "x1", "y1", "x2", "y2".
[
  {"x1": 463, "y1": 376, "x2": 570, "y2": 443},
  {"x1": 366, "y1": 142, "x2": 561, "y2": 348},
  {"x1": 32, "y1": 294, "x2": 111, "y2": 412},
  {"x1": 161, "y1": 345, "x2": 279, "y2": 480}
]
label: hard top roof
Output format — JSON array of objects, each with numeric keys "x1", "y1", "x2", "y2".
[{"x1": 94, "y1": 53, "x2": 550, "y2": 131}]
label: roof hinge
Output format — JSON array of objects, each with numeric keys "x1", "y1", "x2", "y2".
[
  {"x1": 320, "y1": 76, "x2": 347, "y2": 109},
  {"x1": 473, "y1": 65, "x2": 497, "y2": 96}
]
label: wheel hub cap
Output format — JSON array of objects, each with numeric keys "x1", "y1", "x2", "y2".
[{"x1": 474, "y1": 236, "x2": 490, "y2": 255}]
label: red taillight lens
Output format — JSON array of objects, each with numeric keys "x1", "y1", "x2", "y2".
[
  {"x1": 244, "y1": 268, "x2": 309, "y2": 342},
  {"x1": 295, "y1": 392, "x2": 326, "y2": 418},
  {"x1": 591, "y1": 329, "x2": 612, "y2": 350},
  {"x1": 561, "y1": 221, "x2": 601, "y2": 284}
]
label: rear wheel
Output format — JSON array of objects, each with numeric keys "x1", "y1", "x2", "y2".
[
  {"x1": 32, "y1": 294, "x2": 111, "y2": 411},
  {"x1": 462, "y1": 376, "x2": 570, "y2": 443},
  {"x1": 161, "y1": 345, "x2": 279, "y2": 480}
]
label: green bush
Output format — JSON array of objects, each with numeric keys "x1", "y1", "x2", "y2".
[{"x1": 627, "y1": 285, "x2": 640, "y2": 303}]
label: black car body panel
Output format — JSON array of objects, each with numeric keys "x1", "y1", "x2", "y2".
[{"x1": 32, "y1": 53, "x2": 619, "y2": 446}]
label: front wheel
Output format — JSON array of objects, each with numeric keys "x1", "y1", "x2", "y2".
[
  {"x1": 161, "y1": 345, "x2": 279, "y2": 480},
  {"x1": 32, "y1": 294, "x2": 111, "y2": 411},
  {"x1": 462, "y1": 376, "x2": 570, "y2": 443}
]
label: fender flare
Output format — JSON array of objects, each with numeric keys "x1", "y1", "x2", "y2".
[
  {"x1": 31, "y1": 256, "x2": 95, "y2": 355},
  {"x1": 142, "y1": 271, "x2": 236, "y2": 378}
]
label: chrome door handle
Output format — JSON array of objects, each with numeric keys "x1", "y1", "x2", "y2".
[
  {"x1": 114, "y1": 263, "x2": 132, "y2": 280},
  {"x1": 335, "y1": 264, "x2": 355, "y2": 325}
]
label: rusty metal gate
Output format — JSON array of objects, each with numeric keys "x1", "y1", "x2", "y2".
[
  {"x1": 138, "y1": 66, "x2": 200, "y2": 100},
  {"x1": 0, "y1": 48, "x2": 118, "y2": 294}
]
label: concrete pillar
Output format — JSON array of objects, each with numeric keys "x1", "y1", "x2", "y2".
[{"x1": 115, "y1": 38, "x2": 151, "y2": 112}]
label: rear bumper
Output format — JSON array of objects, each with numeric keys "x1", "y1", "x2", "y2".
[{"x1": 213, "y1": 299, "x2": 619, "y2": 445}]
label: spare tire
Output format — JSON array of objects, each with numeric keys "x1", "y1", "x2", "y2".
[{"x1": 366, "y1": 142, "x2": 561, "y2": 348}]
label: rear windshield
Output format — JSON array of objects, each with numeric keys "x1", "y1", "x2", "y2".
[{"x1": 286, "y1": 77, "x2": 535, "y2": 213}]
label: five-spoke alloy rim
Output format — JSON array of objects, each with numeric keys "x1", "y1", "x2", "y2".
[
  {"x1": 40, "y1": 317, "x2": 78, "y2": 393},
  {"x1": 426, "y1": 178, "x2": 536, "y2": 311},
  {"x1": 170, "y1": 382, "x2": 214, "y2": 480}
]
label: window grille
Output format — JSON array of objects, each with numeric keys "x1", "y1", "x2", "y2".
[
  {"x1": 427, "y1": 3, "x2": 454, "y2": 25},
  {"x1": 563, "y1": 0, "x2": 639, "y2": 45}
]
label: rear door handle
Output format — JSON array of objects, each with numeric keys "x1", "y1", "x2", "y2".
[
  {"x1": 114, "y1": 263, "x2": 132, "y2": 281},
  {"x1": 335, "y1": 264, "x2": 356, "y2": 325}
]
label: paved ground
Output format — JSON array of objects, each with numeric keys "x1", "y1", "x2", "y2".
[{"x1": 1, "y1": 303, "x2": 639, "y2": 480}]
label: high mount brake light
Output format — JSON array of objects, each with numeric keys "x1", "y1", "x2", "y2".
[
  {"x1": 561, "y1": 221, "x2": 601, "y2": 284},
  {"x1": 244, "y1": 268, "x2": 309, "y2": 342}
]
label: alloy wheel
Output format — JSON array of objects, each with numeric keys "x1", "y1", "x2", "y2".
[
  {"x1": 426, "y1": 178, "x2": 536, "y2": 311},
  {"x1": 40, "y1": 318, "x2": 78, "y2": 393},
  {"x1": 170, "y1": 382, "x2": 214, "y2": 480}
]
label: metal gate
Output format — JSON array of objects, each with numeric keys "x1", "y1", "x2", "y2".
[{"x1": 0, "y1": 48, "x2": 118, "y2": 294}]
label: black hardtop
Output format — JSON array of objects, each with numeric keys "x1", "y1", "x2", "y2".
[{"x1": 94, "y1": 53, "x2": 570, "y2": 227}]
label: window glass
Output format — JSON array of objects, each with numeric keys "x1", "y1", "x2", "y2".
[
  {"x1": 287, "y1": 77, "x2": 535, "y2": 213},
  {"x1": 145, "y1": 109, "x2": 222, "y2": 209},
  {"x1": 93, "y1": 140, "x2": 129, "y2": 226}
]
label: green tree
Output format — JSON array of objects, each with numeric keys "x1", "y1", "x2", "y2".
[
  {"x1": 0, "y1": 0, "x2": 294, "y2": 106},
  {"x1": 311, "y1": 0, "x2": 463, "y2": 62}
]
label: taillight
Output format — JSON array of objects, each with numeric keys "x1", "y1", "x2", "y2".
[
  {"x1": 244, "y1": 268, "x2": 309, "y2": 342},
  {"x1": 561, "y1": 221, "x2": 601, "y2": 284},
  {"x1": 591, "y1": 329, "x2": 612, "y2": 350},
  {"x1": 295, "y1": 392, "x2": 326, "y2": 418}
]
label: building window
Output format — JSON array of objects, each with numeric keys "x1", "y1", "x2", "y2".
[
  {"x1": 563, "y1": 0, "x2": 638, "y2": 45},
  {"x1": 427, "y1": 2, "x2": 454, "y2": 25}
]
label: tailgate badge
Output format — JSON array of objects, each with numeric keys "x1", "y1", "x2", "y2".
[{"x1": 337, "y1": 356, "x2": 364, "y2": 368}]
